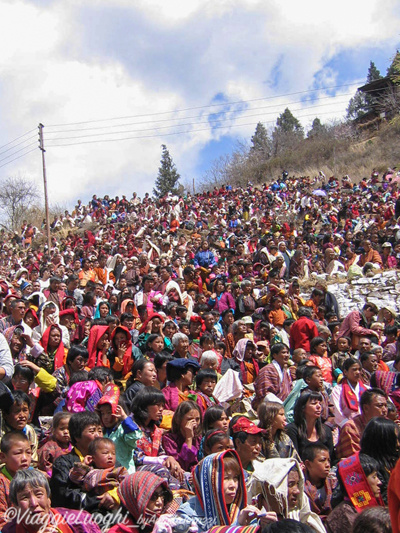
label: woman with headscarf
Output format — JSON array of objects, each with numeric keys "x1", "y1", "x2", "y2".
[
  {"x1": 106, "y1": 254, "x2": 125, "y2": 285},
  {"x1": 177, "y1": 449, "x2": 268, "y2": 532},
  {"x1": 32, "y1": 300, "x2": 70, "y2": 348},
  {"x1": 221, "y1": 338, "x2": 259, "y2": 387},
  {"x1": 109, "y1": 471, "x2": 173, "y2": 533},
  {"x1": 33, "y1": 324, "x2": 67, "y2": 374},
  {"x1": 93, "y1": 300, "x2": 112, "y2": 320},
  {"x1": 248, "y1": 457, "x2": 325, "y2": 533},
  {"x1": 138, "y1": 313, "x2": 172, "y2": 354},
  {"x1": 4, "y1": 325, "x2": 29, "y2": 364},
  {"x1": 87, "y1": 325, "x2": 110, "y2": 369},
  {"x1": 120, "y1": 298, "x2": 140, "y2": 329}
]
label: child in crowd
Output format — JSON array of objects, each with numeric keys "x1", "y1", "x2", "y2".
[
  {"x1": 303, "y1": 443, "x2": 337, "y2": 521},
  {"x1": 96, "y1": 383, "x2": 142, "y2": 473},
  {"x1": 0, "y1": 431, "x2": 32, "y2": 528},
  {"x1": 331, "y1": 336, "x2": 351, "y2": 376},
  {"x1": 195, "y1": 369, "x2": 219, "y2": 415},
  {"x1": 69, "y1": 437, "x2": 128, "y2": 512},
  {"x1": 199, "y1": 429, "x2": 232, "y2": 459},
  {"x1": 0, "y1": 391, "x2": 38, "y2": 465},
  {"x1": 38, "y1": 412, "x2": 72, "y2": 476}
]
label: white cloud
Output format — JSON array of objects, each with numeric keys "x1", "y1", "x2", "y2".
[{"x1": 0, "y1": 0, "x2": 399, "y2": 208}]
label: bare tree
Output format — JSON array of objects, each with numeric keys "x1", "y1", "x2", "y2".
[{"x1": 0, "y1": 176, "x2": 40, "y2": 231}]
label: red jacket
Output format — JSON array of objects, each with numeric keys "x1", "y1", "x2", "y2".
[{"x1": 290, "y1": 316, "x2": 319, "y2": 352}]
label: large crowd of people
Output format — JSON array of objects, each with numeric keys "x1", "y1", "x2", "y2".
[{"x1": 0, "y1": 169, "x2": 400, "y2": 533}]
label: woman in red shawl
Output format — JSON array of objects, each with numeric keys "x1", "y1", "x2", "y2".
[
  {"x1": 108, "y1": 325, "x2": 135, "y2": 379},
  {"x1": 36, "y1": 324, "x2": 67, "y2": 374},
  {"x1": 87, "y1": 325, "x2": 110, "y2": 369}
]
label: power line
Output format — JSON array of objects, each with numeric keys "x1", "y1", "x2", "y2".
[
  {"x1": 0, "y1": 147, "x2": 37, "y2": 170},
  {"x1": 45, "y1": 100, "x2": 349, "y2": 144},
  {"x1": 0, "y1": 135, "x2": 38, "y2": 158},
  {"x1": 0, "y1": 128, "x2": 37, "y2": 152},
  {"x1": 44, "y1": 92, "x2": 354, "y2": 137},
  {"x1": 45, "y1": 81, "x2": 364, "y2": 128},
  {"x1": 46, "y1": 108, "x2": 347, "y2": 147},
  {"x1": 0, "y1": 142, "x2": 38, "y2": 165}
]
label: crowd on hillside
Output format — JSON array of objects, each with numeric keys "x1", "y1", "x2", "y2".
[{"x1": 1, "y1": 169, "x2": 400, "y2": 533}]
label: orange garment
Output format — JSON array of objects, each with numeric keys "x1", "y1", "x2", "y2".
[
  {"x1": 388, "y1": 457, "x2": 400, "y2": 533},
  {"x1": 268, "y1": 309, "x2": 287, "y2": 327},
  {"x1": 78, "y1": 269, "x2": 97, "y2": 287},
  {"x1": 359, "y1": 249, "x2": 383, "y2": 267},
  {"x1": 94, "y1": 267, "x2": 108, "y2": 286},
  {"x1": 305, "y1": 299, "x2": 319, "y2": 316},
  {"x1": 378, "y1": 360, "x2": 390, "y2": 372}
]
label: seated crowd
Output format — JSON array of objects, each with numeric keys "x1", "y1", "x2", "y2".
[{"x1": 0, "y1": 171, "x2": 400, "y2": 532}]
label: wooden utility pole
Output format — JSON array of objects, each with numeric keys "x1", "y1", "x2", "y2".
[{"x1": 38, "y1": 124, "x2": 51, "y2": 253}]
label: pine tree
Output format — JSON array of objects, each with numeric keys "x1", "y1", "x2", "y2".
[
  {"x1": 387, "y1": 51, "x2": 400, "y2": 84},
  {"x1": 153, "y1": 144, "x2": 181, "y2": 198},
  {"x1": 367, "y1": 61, "x2": 382, "y2": 83},
  {"x1": 250, "y1": 122, "x2": 271, "y2": 157},
  {"x1": 272, "y1": 108, "x2": 304, "y2": 155},
  {"x1": 307, "y1": 117, "x2": 327, "y2": 139}
]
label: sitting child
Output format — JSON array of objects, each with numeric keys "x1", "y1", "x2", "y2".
[
  {"x1": 69, "y1": 437, "x2": 128, "y2": 512},
  {"x1": 96, "y1": 383, "x2": 141, "y2": 474},
  {"x1": 198, "y1": 429, "x2": 232, "y2": 459},
  {"x1": 0, "y1": 390, "x2": 38, "y2": 465},
  {"x1": 38, "y1": 412, "x2": 72, "y2": 477},
  {"x1": 0, "y1": 431, "x2": 32, "y2": 528},
  {"x1": 331, "y1": 337, "x2": 351, "y2": 377},
  {"x1": 303, "y1": 443, "x2": 337, "y2": 521},
  {"x1": 195, "y1": 369, "x2": 219, "y2": 415}
]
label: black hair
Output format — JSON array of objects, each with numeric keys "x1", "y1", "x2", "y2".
[
  {"x1": 360, "y1": 417, "x2": 399, "y2": 471},
  {"x1": 88, "y1": 367, "x2": 113, "y2": 384},
  {"x1": 69, "y1": 411, "x2": 101, "y2": 445},
  {"x1": 105, "y1": 315, "x2": 119, "y2": 325},
  {"x1": 88, "y1": 437, "x2": 115, "y2": 456},
  {"x1": 120, "y1": 312, "x2": 134, "y2": 324},
  {"x1": 384, "y1": 325, "x2": 398, "y2": 337},
  {"x1": 199, "y1": 334, "x2": 214, "y2": 348},
  {"x1": 342, "y1": 357, "x2": 361, "y2": 372},
  {"x1": 3, "y1": 390, "x2": 30, "y2": 415},
  {"x1": 283, "y1": 319, "x2": 295, "y2": 328},
  {"x1": 309, "y1": 336, "x2": 326, "y2": 353},
  {"x1": 302, "y1": 442, "x2": 329, "y2": 463},
  {"x1": 262, "y1": 519, "x2": 315, "y2": 533},
  {"x1": 0, "y1": 430, "x2": 29, "y2": 454},
  {"x1": 203, "y1": 430, "x2": 230, "y2": 456},
  {"x1": 171, "y1": 400, "x2": 202, "y2": 436},
  {"x1": 352, "y1": 507, "x2": 392, "y2": 533},
  {"x1": 52, "y1": 411, "x2": 72, "y2": 430},
  {"x1": 360, "y1": 388, "x2": 387, "y2": 410},
  {"x1": 270, "y1": 343, "x2": 288, "y2": 359},
  {"x1": 302, "y1": 365, "x2": 321, "y2": 382},
  {"x1": 69, "y1": 370, "x2": 89, "y2": 386},
  {"x1": 203, "y1": 405, "x2": 228, "y2": 433},
  {"x1": 82, "y1": 291, "x2": 95, "y2": 306},
  {"x1": 146, "y1": 334, "x2": 162, "y2": 349},
  {"x1": 130, "y1": 387, "x2": 165, "y2": 426},
  {"x1": 293, "y1": 390, "x2": 324, "y2": 442},
  {"x1": 215, "y1": 341, "x2": 226, "y2": 355},
  {"x1": 66, "y1": 345, "x2": 88, "y2": 365},
  {"x1": 359, "y1": 351, "x2": 374, "y2": 365},
  {"x1": 13, "y1": 364, "x2": 34, "y2": 384},
  {"x1": 195, "y1": 369, "x2": 217, "y2": 388},
  {"x1": 153, "y1": 352, "x2": 173, "y2": 370},
  {"x1": 131, "y1": 359, "x2": 155, "y2": 379},
  {"x1": 176, "y1": 305, "x2": 188, "y2": 316}
]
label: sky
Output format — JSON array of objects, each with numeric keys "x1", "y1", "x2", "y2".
[{"x1": 0, "y1": 0, "x2": 399, "y2": 209}]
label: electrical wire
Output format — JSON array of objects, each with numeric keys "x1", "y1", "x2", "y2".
[
  {"x1": 45, "y1": 81, "x2": 364, "y2": 128},
  {"x1": 0, "y1": 135, "x2": 38, "y2": 158},
  {"x1": 0, "y1": 128, "x2": 37, "y2": 152},
  {"x1": 46, "y1": 108, "x2": 348, "y2": 147},
  {"x1": 0, "y1": 142, "x2": 38, "y2": 165},
  {"x1": 0, "y1": 147, "x2": 37, "y2": 170},
  {"x1": 45, "y1": 100, "x2": 349, "y2": 144},
  {"x1": 44, "y1": 92, "x2": 354, "y2": 137}
]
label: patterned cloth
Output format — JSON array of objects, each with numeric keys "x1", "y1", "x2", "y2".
[
  {"x1": 118, "y1": 471, "x2": 173, "y2": 528},
  {"x1": 193, "y1": 450, "x2": 246, "y2": 527},
  {"x1": 38, "y1": 438, "x2": 72, "y2": 476},
  {"x1": 254, "y1": 362, "x2": 292, "y2": 407},
  {"x1": 69, "y1": 463, "x2": 128, "y2": 493},
  {"x1": 304, "y1": 474, "x2": 337, "y2": 519},
  {"x1": 336, "y1": 414, "x2": 367, "y2": 459}
]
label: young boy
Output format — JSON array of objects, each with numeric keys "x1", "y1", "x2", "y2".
[
  {"x1": 38, "y1": 412, "x2": 72, "y2": 476},
  {"x1": 331, "y1": 336, "x2": 351, "y2": 375},
  {"x1": 303, "y1": 365, "x2": 334, "y2": 425},
  {"x1": 1, "y1": 391, "x2": 38, "y2": 465},
  {"x1": 69, "y1": 437, "x2": 127, "y2": 512},
  {"x1": 195, "y1": 369, "x2": 219, "y2": 415},
  {"x1": 50, "y1": 411, "x2": 103, "y2": 511},
  {"x1": 0, "y1": 431, "x2": 32, "y2": 528},
  {"x1": 303, "y1": 443, "x2": 337, "y2": 521},
  {"x1": 96, "y1": 384, "x2": 141, "y2": 474}
]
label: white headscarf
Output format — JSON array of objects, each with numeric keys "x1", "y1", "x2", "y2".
[{"x1": 248, "y1": 458, "x2": 325, "y2": 533}]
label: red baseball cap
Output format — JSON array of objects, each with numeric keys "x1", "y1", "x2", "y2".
[{"x1": 231, "y1": 416, "x2": 266, "y2": 435}]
